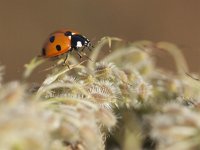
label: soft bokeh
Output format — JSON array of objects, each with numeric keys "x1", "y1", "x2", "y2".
[{"x1": 0, "y1": 0, "x2": 200, "y2": 81}]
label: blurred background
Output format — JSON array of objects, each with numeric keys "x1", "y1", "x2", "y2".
[{"x1": 0, "y1": 0, "x2": 200, "y2": 81}]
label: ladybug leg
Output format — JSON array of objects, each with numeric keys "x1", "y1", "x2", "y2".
[
  {"x1": 81, "y1": 46, "x2": 85, "y2": 52},
  {"x1": 76, "y1": 51, "x2": 83, "y2": 59},
  {"x1": 63, "y1": 53, "x2": 68, "y2": 63},
  {"x1": 84, "y1": 55, "x2": 92, "y2": 61},
  {"x1": 79, "y1": 51, "x2": 93, "y2": 61},
  {"x1": 75, "y1": 48, "x2": 92, "y2": 61},
  {"x1": 63, "y1": 53, "x2": 70, "y2": 69}
]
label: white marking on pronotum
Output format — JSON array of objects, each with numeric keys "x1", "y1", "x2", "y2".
[
  {"x1": 72, "y1": 32, "x2": 76, "y2": 35},
  {"x1": 68, "y1": 36, "x2": 71, "y2": 40},
  {"x1": 77, "y1": 41, "x2": 82, "y2": 47}
]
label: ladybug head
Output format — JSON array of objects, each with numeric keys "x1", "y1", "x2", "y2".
[{"x1": 84, "y1": 39, "x2": 94, "y2": 51}]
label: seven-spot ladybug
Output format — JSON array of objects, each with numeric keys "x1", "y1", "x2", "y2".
[{"x1": 41, "y1": 29, "x2": 92, "y2": 64}]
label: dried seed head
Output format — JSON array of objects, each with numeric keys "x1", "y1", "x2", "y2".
[
  {"x1": 95, "y1": 62, "x2": 115, "y2": 72},
  {"x1": 95, "y1": 62, "x2": 116, "y2": 79},
  {"x1": 0, "y1": 97, "x2": 52, "y2": 150},
  {"x1": 0, "y1": 81, "x2": 26, "y2": 105},
  {"x1": 148, "y1": 103, "x2": 200, "y2": 149},
  {"x1": 86, "y1": 80, "x2": 119, "y2": 106},
  {"x1": 74, "y1": 69, "x2": 95, "y2": 85},
  {"x1": 95, "y1": 107, "x2": 117, "y2": 128},
  {"x1": 135, "y1": 80, "x2": 152, "y2": 101},
  {"x1": 58, "y1": 75, "x2": 78, "y2": 84},
  {"x1": 80, "y1": 125, "x2": 104, "y2": 150}
]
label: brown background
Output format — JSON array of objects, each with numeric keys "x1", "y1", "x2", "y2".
[{"x1": 0, "y1": 0, "x2": 200, "y2": 81}]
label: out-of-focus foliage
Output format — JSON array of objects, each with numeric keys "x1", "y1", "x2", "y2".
[{"x1": 0, "y1": 37, "x2": 200, "y2": 150}]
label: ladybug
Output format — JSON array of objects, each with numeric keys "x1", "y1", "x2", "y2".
[{"x1": 41, "y1": 29, "x2": 92, "y2": 64}]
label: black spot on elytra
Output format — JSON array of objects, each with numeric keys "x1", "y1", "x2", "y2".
[
  {"x1": 64, "y1": 31, "x2": 72, "y2": 36},
  {"x1": 49, "y1": 36, "x2": 55, "y2": 43},
  {"x1": 42, "y1": 48, "x2": 46, "y2": 56},
  {"x1": 56, "y1": 45, "x2": 61, "y2": 51}
]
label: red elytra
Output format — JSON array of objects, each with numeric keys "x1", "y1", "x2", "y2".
[{"x1": 42, "y1": 32, "x2": 71, "y2": 58}]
